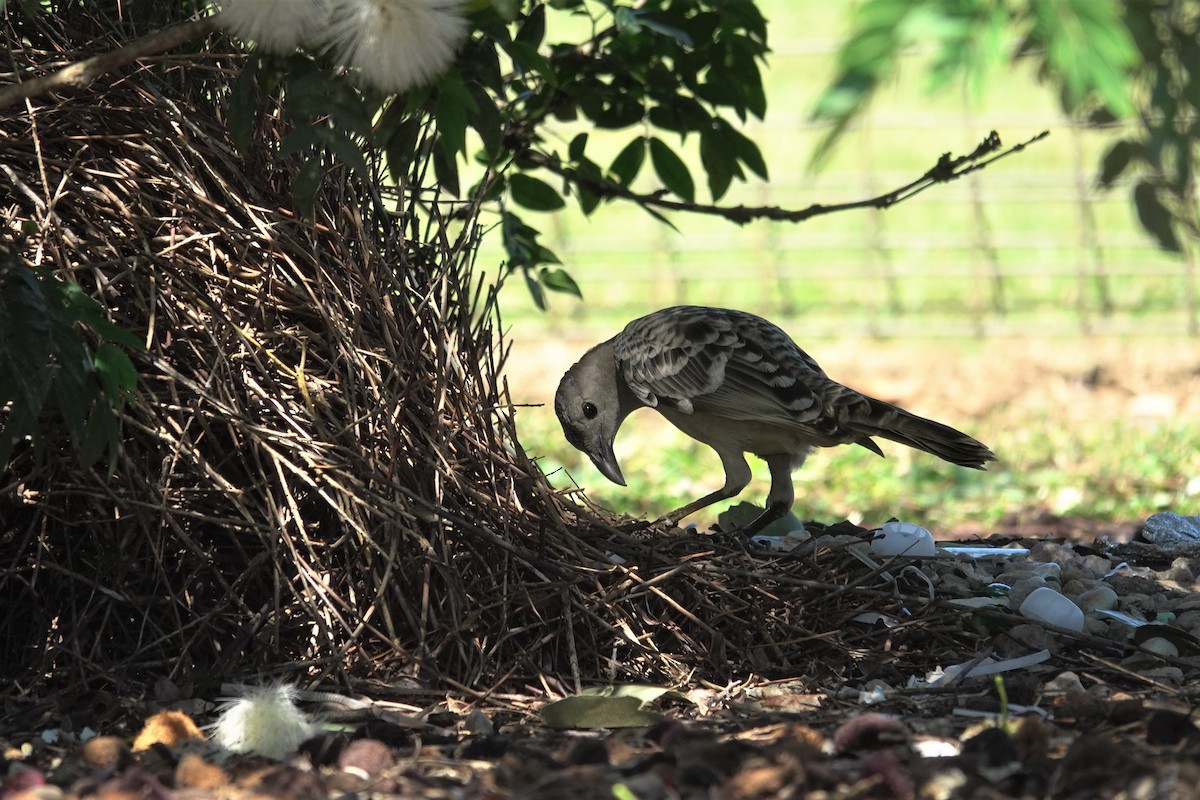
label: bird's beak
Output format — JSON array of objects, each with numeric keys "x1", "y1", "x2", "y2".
[{"x1": 588, "y1": 437, "x2": 626, "y2": 486}]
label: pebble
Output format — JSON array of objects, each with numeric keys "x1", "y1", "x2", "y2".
[
  {"x1": 81, "y1": 736, "x2": 131, "y2": 769},
  {"x1": 1142, "y1": 512, "x2": 1200, "y2": 551},
  {"x1": 1076, "y1": 585, "x2": 1119, "y2": 612},
  {"x1": 1140, "y1": 637, "x2": 1180, "y2": 659}
]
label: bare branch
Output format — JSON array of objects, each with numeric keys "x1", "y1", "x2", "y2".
[{"x1": 524, "y1": 130, "x2": 1051, "y2": 225}]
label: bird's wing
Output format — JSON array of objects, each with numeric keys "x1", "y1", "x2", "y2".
[{"x1": 614, "y1": 307, "x2": 867, "y2": 438}]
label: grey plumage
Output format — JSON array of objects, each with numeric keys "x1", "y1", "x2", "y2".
[{"x1": 555, "y1": 306, "x2": 996, "y2": 535}]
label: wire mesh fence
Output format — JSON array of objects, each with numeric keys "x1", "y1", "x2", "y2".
[{"x1": 487, "y1": 1, "x2": 1198, "y2": 341}]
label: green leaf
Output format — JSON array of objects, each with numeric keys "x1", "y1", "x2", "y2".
[
  {"x1": 93, "y1": 343, "x2": 138, "y2": 407},
  {"x1": 568, "y1": 132, "x2": 588, "y2": 163},
  {"x1": 293, "y1": 157, "x2": 323, "y2": 219},
  {"x1": 515, "y1": 3, "x2": 545, "y2": 47},
  {"x1": 491, "y1": 0, "x2": 521, "y2": 20},
  {"x1": 226, "y1": 55, "x2": 260, "y2": 154},
  {"x1": 523, "y1": 268, "x2": 546, "y2": 311},
  {"x1": 384, "y1": 117, "x2": 423, "y2": 183},
  {"x1": 0, "y1": 268, "x2": 54, "y2": 465},
  {"x1": 574, "y1": 158, "x2": 604, "y2": 216},
  {"x1": 647, "y1": 95, "x2": 711, "y2": 134},
  {"x1": 505, "y1": 41, "x2": 554, "y2": 83},
  {"x1": 1097, "y1": 139, "x2": 1138, "y2": 189},
  {"x1": 325, "y1": 129, "x2": 372, "y2": 179},
  {"x1": 47, "y1": 336, "x2": 92, "y2": 443},
  {"x1": 539, "y1": 267, "x2": 581, "y2": 298},
  {"x1": 614, "y1": 6, "x2": 641, "y2": 35},
  {"x1": 61, "y1": 283, "x2": 142, "y2": 348},
  {"x1": 726, "y1": 41, "x2": 767, "y2": 119},
  {"x1": 812, "y1": 67, "x2": 878, "y2": 122},
  {"x1": 279, "y1": 125, "x2": 324, "y2": 157},
  {"x1": 700, "y1": 126, "x2": 735, "y2": 201},
  {"x1": 638, "y1": 15, "x2": 693, "y2": 46},
  {"x1": 1132, "y1": 181, "x2": 1181, "y2": 252},
  {"x1": 718, "y1": 118, "x2": 767, "y2": 180},
  {"x1": 1032, "y1": 0, "x2": 1137, "y2": 117},
  {"x1": 541, "y1": 695, "x2": 666, "y2": 730},
  {"x1": 285, "y1": 58, "x2": 342, "y2": 123},
  {"x1": 434, "y1": 73, "x2": 475, "y2": 157},
  {"x1": 610, "y1": 137, "x2": 646, "y2": 185},
  {"x1": 1177, "y1": 29, "x2": 1200, "y2": 112},
  {"x1": 79, "y1": 399, "x2": 118, "y2": 473},
  {"x1": 433, "y1": 137, "x2": 462, "y2": 196},
  {"x1": 509, "y1": 173, "x2": 566, "y2": 211},
  {"x1": 463, "y1": 84, "x2": 501, "y2": 160},
  {"x1": 0, "y1": 261, "x2": 135, "y2": 472},
  {"x1": 649, "y1": 137, "x2": 695, "y2": 202},
  {"x1": 540, "y1": 685, "x2": 684, "y2": 730}
]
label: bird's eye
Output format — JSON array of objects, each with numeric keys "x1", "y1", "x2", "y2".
[{"x1": 582, "y1": 402, "x2": 598, "y2": 419}]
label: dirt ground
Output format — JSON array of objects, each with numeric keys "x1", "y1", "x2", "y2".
[
  {"x1": 9, "y1": 523, "x2": 1200, "y2": 800},
  {"x1": 5, "y1": 333, "x2": 1200, "y2": 800}
]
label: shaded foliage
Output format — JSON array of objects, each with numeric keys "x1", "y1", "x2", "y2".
[
  {"x1": 220, "y1": 0, "x2": 771, "y2": 307},
  {"x1": 812, "y1": 0, "x2": 1200, "y2": 257}
]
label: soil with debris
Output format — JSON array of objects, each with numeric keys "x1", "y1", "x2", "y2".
[{"x1": 6, "y1": 519, "x2": 1200, "y2": 800}]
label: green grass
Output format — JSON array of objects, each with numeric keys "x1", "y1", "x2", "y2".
[{"x1": 518, "y1": 407, "x2": 1200, "y2": 533}]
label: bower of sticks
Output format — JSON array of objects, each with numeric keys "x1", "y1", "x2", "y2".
[{"x1": 0, "y1": 11, "x2": 892, "y2": 706}]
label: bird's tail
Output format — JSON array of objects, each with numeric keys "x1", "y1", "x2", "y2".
[{"x1": 856, "y1": 397, "x2": 996, "y2": 469}]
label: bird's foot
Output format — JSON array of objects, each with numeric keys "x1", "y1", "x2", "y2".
[{"x1": 737, "y1": 501, "x2": 791, "y2": 537}]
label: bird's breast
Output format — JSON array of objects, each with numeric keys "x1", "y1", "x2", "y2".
[{"x1": 655, "y1": 406, "x2": 817, "y2": 465}]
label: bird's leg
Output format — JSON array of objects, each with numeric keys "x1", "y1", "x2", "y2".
[
  {"x1": 738, "y1": 453, "x2": 798, "y2": 536},
  {"x1": 657, "y1": 449, "x2": 751, "y2": 528}
]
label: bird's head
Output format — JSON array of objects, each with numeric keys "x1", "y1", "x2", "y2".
[{"x1": 554, "y1": 342, "x2": 637, "y2": 486}]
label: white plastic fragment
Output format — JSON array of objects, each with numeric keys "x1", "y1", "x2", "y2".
[
  {"x1": 1104, "y1": 561, "x2": 1135, "y2": 578},
  {"x1": 951, "y1": 704, "x2": 1050, "y2": 720},
  {"x1": 927, "y1": 650, "x2": 1052, "y2": 685},
  {"x1": 1093, "y1": 609, "x2": 1147, "y2": 627},
  {"x1": 936, "y1": 545, "x2": 1030, "y2": 559},
  {"x1": 857, "y1": 683, "x2": 888, "y2": 705},
  {"x1": 1019, "y1": 587, "x2": 1085, "y2": 631},
  {"x1": 871, "y1": 521, "x2": 936, "y2": 557},
  {"x1": 850, "y1": 612, "x2": 900, "y2": 627}
]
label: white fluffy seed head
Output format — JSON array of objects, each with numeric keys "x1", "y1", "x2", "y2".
[
  {"x1": 216, "y1": 0, "x2": 332, "y2": 53},
  {"x1": 323, "y1": 0, "x2": 470, "y2": 93},
  {"x1": 210, "y1": 683, "x2": 315, "y2": 760}
]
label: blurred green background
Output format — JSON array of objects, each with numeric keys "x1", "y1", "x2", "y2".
[{"x1": 484, "y1": 0, "x2": 1200, "y2": 534}]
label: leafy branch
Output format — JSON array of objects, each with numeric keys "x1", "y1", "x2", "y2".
[{"x1": 0, "y1": 245, "x2": 141, "y2": 473}]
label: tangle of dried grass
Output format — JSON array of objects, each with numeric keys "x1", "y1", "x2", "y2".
[{"x1": 0, "y1": 6, "x2": 929, "y2": 706}]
